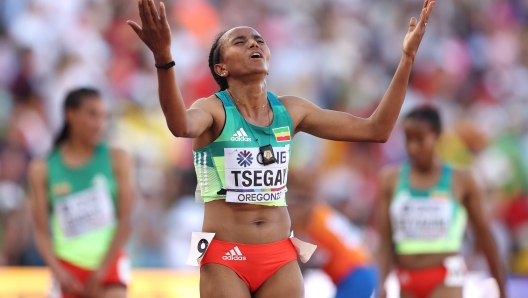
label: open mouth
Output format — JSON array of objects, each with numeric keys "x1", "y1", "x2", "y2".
[{"x1": 250, "y1": 52, "x2": 262, "y2": 59}]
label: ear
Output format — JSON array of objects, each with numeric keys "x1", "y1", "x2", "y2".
[
  {"x1": 214, "y1": 64, "x2": 228, "y2": 77},
  {"x1": 65, "y1": 108, "x2": 76, "y2": 126}
]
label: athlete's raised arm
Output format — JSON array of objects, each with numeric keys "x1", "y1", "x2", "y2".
[
  {"x1": 127, "y1": 0, "x2": 213, "y2": 138},
  {"x1": 283, "y1": 0, "x2": 435, "y2": 143}
]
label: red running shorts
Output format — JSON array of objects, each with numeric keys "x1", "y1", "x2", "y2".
[
  {"x1": 200, "y1": 238, "x2": 298, "y2": 292},
  {"x1": 53, "y1": 251, "x2": 131, "y2": 298}
]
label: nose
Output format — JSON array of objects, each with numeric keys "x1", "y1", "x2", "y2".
[{"x1": 248, "y1": 38, "x2": 259, "y2": 49}]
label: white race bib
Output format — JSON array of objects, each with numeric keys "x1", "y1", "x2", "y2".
[
  {"x1": 224, "y1": 145, "x2": 289, "y2": 203},
  {"x1": 54, "y1": 186, "x2": 116, "y2": 239},
  {"x1": 443, "y1": 255, "x2": 467, "y2": 286},
  {"x1": 186, "y1": 232, "x2": 216, "y2": 266},
  {"x1": 391, "y1": 198, "x2": 453, "y2": 241}
]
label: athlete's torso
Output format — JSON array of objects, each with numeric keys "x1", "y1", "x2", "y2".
[
  {"x1": 47, "y1": 143, "x2": 118, "y2": 269},
  {"x1": 195, "y1": 91, "x2": 294, "y2": 244},
  {"x1": 389, "y1": 163, "x2": 468, "y2": 269}
]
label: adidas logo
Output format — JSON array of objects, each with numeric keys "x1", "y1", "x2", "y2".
[
  {"x1": 231, "y1": 128, "x2": 251, "y2": 142},
  {"x1": 222, "y1": 246, "x2": 246, "y2": 261}
]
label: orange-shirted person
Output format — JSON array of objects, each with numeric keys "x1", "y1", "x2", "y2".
[{"x1": 288, "y1": 172, "x2": 377, "y2": 298}]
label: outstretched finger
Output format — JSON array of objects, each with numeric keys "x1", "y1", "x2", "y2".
[
  {"x1": 160, "y1": 2, "x2": 168, "y2": 26},
  {"x1": 422, "y1": 0, "x2": 430, "y2": 9},
  {"x1": 148, "y1": 0, "x2": 161, "y2": 26},
  {"x1": 127, "y1": 20, "x2": 142, "y2": 36},
  {"x1": 142, "y1": 0, "x2": 155, "y2": 28},
  {"x1": 408, "y1": 17, "x2": 417, "y2": 33},
  {"x1": 418, "y1": 1, "x2": 435, "y2": 28},
  {"x1": 424, "y1": 0, "x2": 435, "y2": 19},
  {"x1": 138, "y1": 0, "x2": 148, "y2": 27}
]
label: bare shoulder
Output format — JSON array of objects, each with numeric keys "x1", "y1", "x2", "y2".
[
  {"x1": 379, "y1": 164, "x2": 401, "y2": 197},
  {"x1": 277, "y1": 95, "x2": 317, "y2": 128},
  {"x1": 452, "y1": 167, "x2": 472, "y2": 180},
  {"x1": 277, "y1": 95, "x2": 313, "y2": 110},
  {"x1": 190, "y1": 95, "x2": 224, "y2": 112},
  {"x1": 452, "y1": 167, "x2": 476, "y2": 192},
  {"x1": 28, "y1": 158, "x2": 47, "y2": 181},
  {"x1": 110, "y1": 147, "x2": 132, "y2": 171},
  {"x1": 379, "y1": 164, "x2": 400, "y2": 184}
]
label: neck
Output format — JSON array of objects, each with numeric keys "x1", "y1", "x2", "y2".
[
  {"x1": 227, "y1": 80, "x2": 267, "y2": 113},
  {"x1": 412, "y1": 158, "x2": 439, "y2": 174},
  {"x1": 63, "y1": 137, "x2": 95, "y2": 159}
]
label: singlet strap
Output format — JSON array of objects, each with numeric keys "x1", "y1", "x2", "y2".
[
  {"x1": 395, "y1": 162, "x2": 411, "y2": 193},
  {"x1": 267, "y1": 91, "x2": 281, "y2": 106},
  {"x1": 215, "y1": 90, "x2": 236, "y2": 107},
  {"x1": 437, "y1": 164, "x2": 454, "y2": 190}
]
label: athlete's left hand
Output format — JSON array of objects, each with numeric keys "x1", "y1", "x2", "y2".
[
  {"x1": 127, "y1": 0, "x2": 172, "y2": 64},
  {"x1": 83, "y1": 269, "x2": 104, "y2": 297},
  {"x1": 402, "y1": 0, "x2": 435, "y2": 60}
]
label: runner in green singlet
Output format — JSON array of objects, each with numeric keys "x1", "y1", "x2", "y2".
[
  {"x1": 127, "y1": 0, "x2": 435, "y2": 297},
  {"x1": 377, "y1": 106, "x2": 507, "y2": 298},
  {"x1": 29, "y1": 88, "x2": 135, "y2": 298}
]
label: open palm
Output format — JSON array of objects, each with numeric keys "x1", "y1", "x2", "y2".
[
  {"x1": 402, "y1": 0, "x2": 435, "y2": 60},
  {"x1": 127, "y1": 0, "x2": 172, "y2": 62}
]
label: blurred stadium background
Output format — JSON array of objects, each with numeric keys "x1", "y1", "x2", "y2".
[{"x1": 1, "y1": 0, "x2": 528, "y2": 297}]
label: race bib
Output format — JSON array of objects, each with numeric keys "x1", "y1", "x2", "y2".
[
  {"x1": 392, "y1": 198, "x2": 453, "y2": 241},
  {"x1": 186, "y1": 232, "x2": 216, "y2": 266},
  {"x1": 224, "y1": 145, "x2": 289, "y2": 203},
  {"x1": 443, "y1": 255, "x2": 467, "y2": 286},
  {"x1": 54, "y1": 186, "x2": 116, "y2": 239}
]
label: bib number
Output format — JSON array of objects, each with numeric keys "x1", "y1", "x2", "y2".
[
  {"x1": 186, "y1": 232, "x2": 215, "y2": 266},
  {"x1": 54, "y1": 187, "x2": 115, "y2": 239}
]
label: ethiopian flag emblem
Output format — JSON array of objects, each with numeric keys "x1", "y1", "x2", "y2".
[{"x1": 273, "y1": 126, "x2": 291, "y2": 142}]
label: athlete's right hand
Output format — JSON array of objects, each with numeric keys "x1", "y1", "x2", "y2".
[
  {"x1": 54, "y1": 267, "x2": 83, "y2": 295},
  {"x1": 127, "y1": 0, "x2": 172, "y2": 64}
]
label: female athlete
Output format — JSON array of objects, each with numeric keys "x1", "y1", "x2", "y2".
[
  {"x1": 128, "y1": 0, "x2": 435, "y2": 297},
  {"x1": 29, "y1": 88, "x2": 135, "y2": 298},
  {"x1": 377, "y1": 106, "x2": 506, "y2": 298}
]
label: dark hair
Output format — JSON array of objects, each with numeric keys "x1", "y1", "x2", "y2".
[
  {"x1": 208, "y1": 31, "x2": 228, "y2": 91},
  {"x1": 404, "y1": 106, "x2": 442, "y2": 134},
  {"x1": 54, "y1": 88, "x2": 101, "y2": 147}
]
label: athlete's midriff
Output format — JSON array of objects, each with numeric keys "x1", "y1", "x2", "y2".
[
  {"x1": 203, "y1": 200, "x2": 291, "y2": 244},
  {"x1": 396, "y1": 252, "x2": 458, "y2": 269}
]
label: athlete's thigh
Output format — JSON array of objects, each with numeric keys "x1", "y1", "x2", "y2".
[
  {"x1": 428, "y1": 285, "x2": 462, "y2": 298},
  {"x1": 102, "y1": 286, "x2": 127, "y2": 298},
  {"x1": 200, "y1": 263, "x2": 251, "y2": 298},
  {"x1": 252, "y1": 260, "x2": 304, "y2": 298}
]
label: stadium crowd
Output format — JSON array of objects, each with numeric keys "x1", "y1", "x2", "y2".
[{"x1": 1, "y1": 0, "x2": 528, "y2": 283}]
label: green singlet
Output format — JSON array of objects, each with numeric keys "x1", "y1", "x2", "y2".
[
  {"x1": 47, "y1": 143, "x2": 117, "y2": 269},
  {"x1": 193, "y1": 91, "x2": 294, "y2": 206},
  {"x1": 390, "y1": 163, "x2": 468, "y2": 255}
]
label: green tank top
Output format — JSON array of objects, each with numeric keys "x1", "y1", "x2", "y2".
[
  {"x1": 390, "y1": 163, "x2": 467, "y2": 255},
  {"x1": 193, "y1": 91, "x2": 294, "y2": 206},
  {"x1": 47, "y1": 143, "x2": 118, "y2": 269}
]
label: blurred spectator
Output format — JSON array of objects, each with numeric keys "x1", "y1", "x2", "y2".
[
  {"x1": 0, "y1": 145, "x2": 31, "y2": 265},
  {"x1": 0, "y1": 0, "x2": 526, "y2": 280}
]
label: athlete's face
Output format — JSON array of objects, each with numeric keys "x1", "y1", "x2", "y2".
[
  {"x1": 215, "y1": 27, "x2": 271, "y2": 80},
  {"x1": 66, "y1": 97, "x2": 108, "y2": 146},
  {"x1": 403, "y1": 119, "x2": 438, "y2": 168}
]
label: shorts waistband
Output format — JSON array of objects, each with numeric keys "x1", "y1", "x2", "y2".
[{"x1": 208, "y1": 238, "x2": 293, "y2": 254}]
